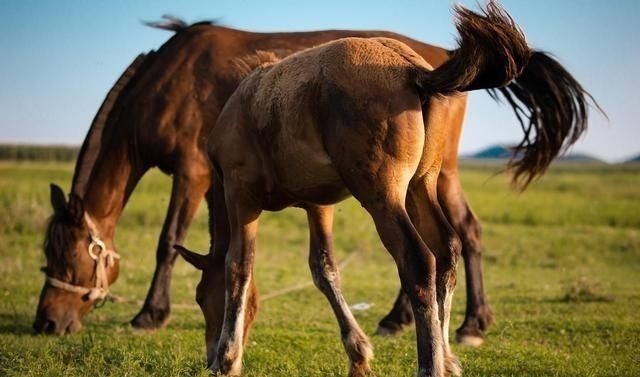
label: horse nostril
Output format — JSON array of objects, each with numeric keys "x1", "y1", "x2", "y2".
[
  {"x1": 33, "y1": 317, "x2": 57, "y2": 334},
  {"x1": 43, "y1": 319, "x2": 56, "y2": 333}
]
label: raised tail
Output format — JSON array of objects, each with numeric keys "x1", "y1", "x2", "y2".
[
  {"x1": 416, "y1": 1, "x2": 600, "y2": 189},
  {"x1": 415, "y1": 1, "x2": 530, "y2": 96},
  {"x1": 489, "y1": 51, "x2": 602, "y2": 187}
]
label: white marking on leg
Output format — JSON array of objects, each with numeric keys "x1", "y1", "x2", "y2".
[
  {"x1": 312, "y1": 256, "x2": 373, "y2": 368},
  {"x1": 216, "y1": 276, "x2": 251, "y2": 375},
  {"x1": 443, "y1": 286, "x2": 462, "y2": 376},
  {"x1": 443, "y1": 286, "x2": 452, "y2": 349}
]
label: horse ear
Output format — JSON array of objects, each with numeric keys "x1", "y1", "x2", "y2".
[
  {"x1": 67, "y1": 193, "x2": 85, "y2": 224},
  {"x1": 50, "y1": 183, "x2": 67, "y2": 214},
  {"x1": 174, "y1": 244, "x2": 209, "y2": 270}
]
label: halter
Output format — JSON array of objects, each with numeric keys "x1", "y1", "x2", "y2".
[{"x1": 45, "y1": 213, "x2": 120, "y2": 305}]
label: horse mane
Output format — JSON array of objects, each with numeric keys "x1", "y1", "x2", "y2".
[
  {"x1": 227, "y1": 51, "x2": 281, "y2": 81},
  {"x1": 143, "y1": 14, "x2": 217, "y2": 33},
  {"x1": 71, "y1": 15, "x2": 220, "y2": 196},
  {"x1": 71, "y1": 53, "x2": 153, "y2": 196}
]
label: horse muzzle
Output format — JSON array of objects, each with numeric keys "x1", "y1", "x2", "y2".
[{"x1": 33, "y1": 312, "x2": 82, "y2": 335}]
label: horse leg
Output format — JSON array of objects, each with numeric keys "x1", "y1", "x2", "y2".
[
  {"x1": 407, "y1": 176, "x2": 462, "y2": 377},
  {"x1": 437, "y1": 170, "x2": 493, "y2": 346},
  {"x1": 201, "y1": 176, "x2": 259, "y2": 365},
  {"x1": 211, "y1": 190, "x2": 261, "y2": 376},
  {"x1": 377, "y1": 94, "x2": 492, "y2": 344},
  {"x1": 376, "y1": 280, "x2": 415, "y2": 336},
  {"x1": 324, "y1": 90, "x2": 445, "y2": 375},
  {"x1": 131, "y1": 161, "x2": 210, "y2": 329},
  {"x1": 306, "y1": 204, "x2": 373, "y2": 377},
  {"x1": 365, "y1": 199, "x2": 444, "y2": 377},
  {"x1": 436, "y1": 94, "x2": 492, "y2": 345},
  {"x1": 364, "y1": 95, "x2": 462, "y2": 375},
  {"x1": 376, "y1": 96, "x2": 469, "y2": 339}
]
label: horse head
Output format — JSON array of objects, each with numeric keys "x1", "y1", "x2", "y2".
[{"x1": 33, "y1": 184, "x2": 120, "y2": 335}]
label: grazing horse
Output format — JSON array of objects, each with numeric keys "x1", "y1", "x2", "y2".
[
  {"x1": 175, "y1": 3, "x2": 531, "y2": 376},
  {"x1": 34, "y1": 6, "x2": 593, "y2": 342}
]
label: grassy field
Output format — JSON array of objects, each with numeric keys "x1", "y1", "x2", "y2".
[{"x1": 0, "y1": 161, "x2": 638, "y2": 376}]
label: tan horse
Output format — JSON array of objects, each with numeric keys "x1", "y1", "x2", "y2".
[
  {"x1": 35, "y1": 6, "x2": 593, "y2": 345},
  {"x1": 176, "y1": 3, "x2": 531, "y2": 376}
]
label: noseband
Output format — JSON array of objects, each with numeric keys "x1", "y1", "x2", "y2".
[{"x1": 45, "y1": 213, "x2": 120, "y2": 305}]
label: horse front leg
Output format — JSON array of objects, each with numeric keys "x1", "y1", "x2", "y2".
[
  {"x1": 212, "y1": 195, "x2": 261, "y2": 376},
  {"x1": 202, "y1": 176, "x2": 259, "y2": 365},
  {"x1": 306, "y1": 204, "x2": 373, "y2": 377},
  {"x1": 131, "y1": 164, "x2": 210, "y2": 329}
]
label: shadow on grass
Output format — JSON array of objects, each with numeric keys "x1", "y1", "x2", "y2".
[
  {"x1": 0, "y1": 312, "x2": 35, "y2": 335},
  {"x1": 499, "y1": 296, "x2": 615, "y2": 305},
  {"x1": 81, "y1": 313, "x2": 204, "y2": 333}
]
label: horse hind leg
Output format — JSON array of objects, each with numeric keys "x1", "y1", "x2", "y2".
[
  {"x1": 343, "y1": 169, "x2": 446, "y2": 377},
  {"x1": 437, "y1": 172, "x2": 493, "y2": 347},
  {"x1": 306, "y1": 205, "x2": 373, "y2": 377},
  {"x1": 132, "y1": 159, "x2": 210, "y2": 329},
  {"x1": 333, "y1": 146, "x2": 445, "y2": 373},
  {"x1": 364, "y1": 197, "x2": 445, "y2": 377},
  {"x1": 407, "y1": 176, "x2": 462, "y2": 376},
  {"x1": 376, "y1": 283, "x2": 415, "y2": 336}
]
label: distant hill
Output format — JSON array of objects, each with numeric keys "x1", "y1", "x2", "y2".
[
  {"x1": 468, "y1": 145, "x2": 512, "y2": 159},
  {"x1": 465, "y1": 144, "x2": 605, "y2": 163},
  {"x1": 559, "y1": 153, "x2": 605, "y2": 163},
  {"x1": 624, "y1": 154, "x2": 640, "y2": 163}
]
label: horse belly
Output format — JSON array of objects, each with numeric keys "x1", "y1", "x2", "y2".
[{"x1": 271, "y1": 141, "x2": 350, "y2": 206}]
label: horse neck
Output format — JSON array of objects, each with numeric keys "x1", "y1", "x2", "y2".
[{"x1": 74, "y1": 139, "x2": 144, "y2": 242}]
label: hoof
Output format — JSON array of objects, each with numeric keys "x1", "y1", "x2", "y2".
[
  {"x1": 455, "y1": 309, "x2": 492, "y2": 347},
  {"x1": 445, "y1": 353, "x2": 462, "y2": 377},
  {"x1": 349, "y1": 364, "x2": 374, "y2": 377},
  {"x1": 130, "y1": 308, "x2": 170, "y2": 330},
  {"x1": 455, "y1": 332, "x2": 484, "y2": 347},
  {"x1": 375, "y1": 321, "x2": 405, "y2": 337},
  {"x1": 211, "y1": 353, "x2": 243, "y2": 377}
]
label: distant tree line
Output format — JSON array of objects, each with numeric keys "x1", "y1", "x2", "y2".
[{"x1": 0, "y1": 144, "x2": 80, "y2": 162}]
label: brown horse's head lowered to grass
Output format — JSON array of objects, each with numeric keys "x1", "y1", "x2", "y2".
[
  {"x1": 34, "y1": 184, "x2": 120, "y2": 334},
  {"x1": 177, "y1": 2, "x2": 529, "y2": 376}
]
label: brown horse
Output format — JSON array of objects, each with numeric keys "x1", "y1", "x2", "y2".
[
  {"x1": 174, "y1": 3, "x2": 533, "y2": 376},
  {"x1": 34, "y1": 6, "x2": 592, "y2": 343}
]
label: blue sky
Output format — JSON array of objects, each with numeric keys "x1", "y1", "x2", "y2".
[{"x1": 0, "y1": 0, "x2": 638, "y2": 161}]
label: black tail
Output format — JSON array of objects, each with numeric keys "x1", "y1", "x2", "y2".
[
  {"x1": 416, "y1": 1, "x2": 529, "y2": 96},
  {"x1": 489, "y1": 51, "x2": 602, "y2": 188}
]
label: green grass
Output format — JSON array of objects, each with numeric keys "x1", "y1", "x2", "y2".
[{"x1": 0, "y1": 161, "x2": 638, "y2": 376}]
